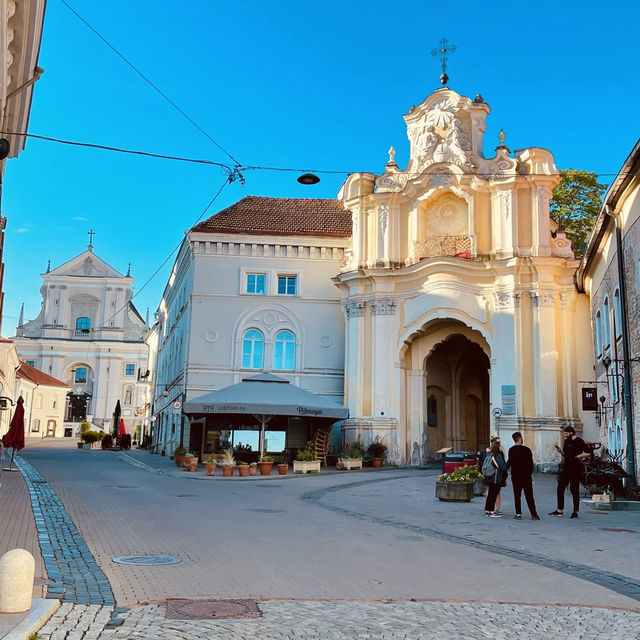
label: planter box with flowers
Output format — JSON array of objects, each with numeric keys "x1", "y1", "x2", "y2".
[
  {"x1": 293, "y1": 443, "x2": 320, "y2": 474},
  {"x1": 435, "y1": 465, "x2": 479, "y2": 502},
  {"x1": 339, "y1": 440, "x2": 364, "y2": 470}
]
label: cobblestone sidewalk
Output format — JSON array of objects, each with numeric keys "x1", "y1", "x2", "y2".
[{"x1": 38, "y1": 600, "x2": 640, "y2": 639}]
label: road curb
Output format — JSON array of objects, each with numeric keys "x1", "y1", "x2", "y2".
[{"x1": 2, "y1": 598, "x2": 59, "y2": 640}]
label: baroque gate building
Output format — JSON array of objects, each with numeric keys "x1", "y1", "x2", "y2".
[{"x1": 335, "y1": 86, "x2": 595, "y2": 465}]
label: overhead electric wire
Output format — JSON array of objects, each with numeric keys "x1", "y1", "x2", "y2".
[{"x1": 58, "y1": 0, "x2": 242, "y2": 168}]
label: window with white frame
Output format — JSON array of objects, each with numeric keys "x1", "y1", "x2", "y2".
[
  {"x1": 613, "y1": 289, "x2": 622, "y2": 339},
  {"x1": 50, "y1": 398, "x2": 57, "y2": 409},
  {"x1": 75, "y1": 316, "x2": 91, "y2": 332},
  {"x1": 242, "y1": 329, "x2": 264, "y2": 369},
  {"x1": 75, "y1": 367, "x2": 88, "y2": 383},
  {"x1": 610, "y1": 361, "x2": 619, "y2": 404},
  {"x1": 31, "y1": 418, "x2": 40, "y2": 432},
  {"x1": 125, "y1": 363, "x2": 136, "y2": 376},
  {"x1": 603, "y1": 296, "x2": 611, "y2": 348},
  {"x1": 595, "y1": 310, "x2": 603, "y2": 356},
  {"x1": 246, "y1": 273, "x2": 266, "y2": 295},
  {"x1": 34, "y1": 394, "x2": 42, "y2": 409},
  {"x1": 25, "y1": 360, "x2": 35, "y2": 367},
  {"x1": 273, "y1": 330, "x2": 295, "y2": 370},
  {"x1": 277, "y1": 275, "x2": 297, "y2": 296}
]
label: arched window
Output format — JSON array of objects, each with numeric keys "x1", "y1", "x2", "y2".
[
  {"x1": 595, "y1": 310, "x2": 603, "y2": 356},
  {"x1": 75, "y1": 367, "x2": 88, "y2": 383},
  {"x1": 273, "y1": 330, "x2": 295, "y2": 370},
  {"x1": 602, "y1": 297, "x2": 611, "y2": 348},
  {"x1": 242, "y1": 330, "x2": 264, "y2": 369},
  {"x1": 613, "y1": 289, "x2": 622, "y2": 339},
  {"x1": 75, "y1": 317, "x2": 91, "y2": 332},
  {"x1": 607, "y1": 420, "x2": 615, "y2": 453}
]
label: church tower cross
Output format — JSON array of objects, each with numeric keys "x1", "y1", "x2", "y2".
[
  {"x1": 88, "y1": 229, "x2": 95, "y2": 251},
  {"x1": 431, "y1": 37, "x2": 457, "y2": 86}
]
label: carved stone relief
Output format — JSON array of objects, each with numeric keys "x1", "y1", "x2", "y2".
[
  {"x1": 378, "y1": 204, "x2": 389, "y2": 234},
  {"x1": 370, "y1": 298, "x2": 397, "y2": 316},
  {"x1": 345, "y1": 301, "x2": 366, "y2": 318}
]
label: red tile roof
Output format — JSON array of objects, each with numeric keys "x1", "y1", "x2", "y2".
[
  {"x1": 191, "y1": 196, "x2": 352, "y2": 237},
  {"x1": 17, "y1": 362, "x2": 70, "y2": 388}
]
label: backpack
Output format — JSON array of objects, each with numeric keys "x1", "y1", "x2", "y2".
[{"x1": 482, "y1": 453, "x2": 496, "y2": 482}]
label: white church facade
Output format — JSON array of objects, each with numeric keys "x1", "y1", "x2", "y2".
[
  {"x1": 14, "y1": 246, "x2": 149, "y2": 436},
  {"x1": 152, "y1": 85, "x2": 597, "y2": 467}
]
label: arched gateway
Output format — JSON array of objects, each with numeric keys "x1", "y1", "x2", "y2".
[{"x1": 335, "y1": 85, "x2": 595, "y2": 467}]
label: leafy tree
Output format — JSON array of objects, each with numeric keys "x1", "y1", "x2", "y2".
[{"x1": 550, "y1": 169, "x2": 607, "y2": 257}]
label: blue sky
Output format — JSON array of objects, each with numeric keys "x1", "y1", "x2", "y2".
[{"x1": 2, "y1": 0, "x2": 639, "y2": 332}]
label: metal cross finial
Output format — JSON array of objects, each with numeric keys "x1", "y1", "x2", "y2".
[
  {"x1": 431, "y1": 37, "x2": 457, "y2": 86},
  {"x1": 87, "y1": 229, "x2": 95, "y2": 251}
]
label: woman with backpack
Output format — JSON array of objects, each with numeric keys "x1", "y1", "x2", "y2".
[
  {"x1": 483, "y1": 434, "x2": 504, "y2": 514},
  {"x1": 484, "y1": 440, "x2": 508, "y2": 517}
]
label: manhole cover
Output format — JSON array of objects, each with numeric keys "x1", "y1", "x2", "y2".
[
  {"x1": 166, "y1": 599, "x2": 262, "y2": 620},
  {"x1": 113, "y1": 555, "x2": 181, "y2": 566},
  {"x1": 600, "y1": 527, "x2": 636, "y2": 533},
  {"x1": 245, "y1": 508, "x2": 287, "y2": 513}
]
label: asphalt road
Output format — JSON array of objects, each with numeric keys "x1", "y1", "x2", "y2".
[{"x1": 17, "y1": 441, "x2": 640, "y2": 614}]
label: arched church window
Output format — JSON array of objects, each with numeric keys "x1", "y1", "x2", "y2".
[
  {"x1": 242, "y1": 329, "x2": 264, "y2": 369},
  {"x1": 613, "y1": 289, "x2": 622, "y2": 339},
  {"x1": 427, "y1": 394, "x2": 438, "y2": 426},
  {"x1": 273, "y1": 330, "x2": 295, "y2": 370},
  {"x1": 595, "y1": 310, "x2": 603, "y2": 356},
  {"x1": 602, "y1": 297, "x2": 611, "y2": 349}
]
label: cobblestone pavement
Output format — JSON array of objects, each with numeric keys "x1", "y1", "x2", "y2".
[
  {"x1": 37, "y1": 600, "x2": 640, "y2": 639},
  {"x1": 303, "y1": 478, "x2": 640, "y2": 602},
  {"x1": 15, "y1": 455, "x2": 115, "y2": 605}
]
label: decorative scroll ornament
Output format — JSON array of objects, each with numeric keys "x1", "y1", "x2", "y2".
[
  {"x1": 345, "y1": 301, "x2": 366, "y2": 318},
  {"x1": 378, "y1": 204, "x2": 389, "y2": 233},
  {"x1": 376, "y1": 171, "x2": 408, "y2": 193},
  {"x1": 551, "y1": 228, "x2": 575, "y2": 259},
  {"x1": 370, "y1": 298, "x2": 397, "y2": 316}
]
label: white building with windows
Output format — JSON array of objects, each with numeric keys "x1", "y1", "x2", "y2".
[
  {"x1": 151, "y1": 196, "x2": 350, "y2": 456},
  {"x1": 13, "y1": 245, "x2": 149, "y2": 436}
]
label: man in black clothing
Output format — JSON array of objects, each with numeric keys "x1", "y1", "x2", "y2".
[
  {"x1": 507, "y1": 432, "x2": 539, "y2": 520},
  {"x1": 549, "y1": 426, "x2": 590, "y2": 519}
]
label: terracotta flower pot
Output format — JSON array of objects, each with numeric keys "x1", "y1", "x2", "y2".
[
  {"x1": 248, "y1": 465, "x2": 257, "y2": 476},
  {"x1": 277, "y1": 463, "x2": 288, "y2": 475},
  {"x1": 258, "y1": 461, "x2": 273, "y2": 476},
  {"x1": 371, "y1": 458, "x2": 383, "y2": 468},
  {"x1": 204, "y1": 463, "x2": 217, "y2": 476},
  {"x1": 184, "y1": 455, "x2": 198, "y2": 469},
  {"x1": 174, "y1": 454, "x2": 186, "y2": 468},
  {"x1": 221, "y1": 465, "x2": 235, "y2": 477},
  {"x1": 237, "y1": 465, "x2": 250, "y2": 477}
]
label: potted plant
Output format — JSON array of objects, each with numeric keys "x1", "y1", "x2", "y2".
[
  {"x1": 258, "y1": 455, "x2": 274, "y2": 476},
  {"x1": 435, "y1": 466, "x2": 475, "y2": 502},
  {"x1": 237, "y1": 461, "x2": 250, "y2": 477},
  {"x1": 183, "y1": 452, "x2": 198, "y2": 471},
  {"x1": 293, "y1": 443, "x2": 321, "y2": 474},
  {"x1": 277, "y1": 462, "x2": 288, "y2": 475},
  {"x1": 80, "y1": 429, "x2": 101, "y2": 449},
  {"x1": 219, "y1": 449, "x2": 236, "y2": 477},
  {"x1": 248, "y1": 462, "x2": 258, "y2": 476},
  {"x1": 173, "y1": 446, "x2": 187, "y2": 469},
  {"x1": 456, "y1": 464, "x2": 485, "y2": 495},
  {"x1": 203, "y1": 455, "x2": 217, "y2": 476},
  {"x1": 340, "y1": 440, "x2": 364, "y2": 470},
  {"x1": 367, "y1": 438, "x2": 387, "y2": 467}
]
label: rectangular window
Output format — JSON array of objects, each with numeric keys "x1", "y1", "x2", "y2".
[
  {"x1": 75, "y1": 367, "x2": 88, "y2": 384},
  {"x1": 125, "y1": 364, "x2": 136, "y2": 376},
  {"x1": 277, "y1": 275, "x2": 297, "y2": 296},
  {"x1": 31, "y1": 419, "x2": 40, "y2": 432},
  {"x1": 246, "y1": 273, "x2": 266, "y2": 295},
  {"x1": 25, "y1": 360, "x2": 35, "y2": 367}
]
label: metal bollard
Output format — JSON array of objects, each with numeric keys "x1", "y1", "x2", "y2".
[{"x1": 0, "y1": 548, "x2": 35, "y2": 612}]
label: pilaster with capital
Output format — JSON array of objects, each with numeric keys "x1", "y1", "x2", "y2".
[{"x1": 370, "y1": 297, "x2": 399, "y2": 426}]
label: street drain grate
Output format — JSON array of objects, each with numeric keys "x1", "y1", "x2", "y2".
[
  {"x1": 113, "y1": 555, "x2": 181, "y2": 566},
  {"x1": 166, "y1": 598, "x2": 262, "y2": 620},
  {"x1": 600, "y1": 527, "x2": 636, "y2": 533},
  {"x1": 245, "y1": 508, "x2": 287, "y2": 513}
]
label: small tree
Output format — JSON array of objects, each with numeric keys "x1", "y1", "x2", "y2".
[
  {"x1": 112, "y1": 400, "x2": 121, "y2": 439},
  {"x1": 550, "y1": 169, "x2": 607, "y2": 257}
]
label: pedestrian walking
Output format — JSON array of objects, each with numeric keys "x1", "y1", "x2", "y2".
[
  {"x1": 549, "y1": 426, "x2": 590, "y2": 519},
  {"x1": 484, "y1": 440, "x2": 508, "y2": 518},
  {"x1": 507, "y1": 432, "x2": 540, "y2": 520},
  {"x1": 485, "y1": 434, "x2": 505, "y2": 514}
]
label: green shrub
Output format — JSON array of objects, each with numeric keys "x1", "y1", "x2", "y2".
[
  {"x1": 367, "y1": 438, "x2": 387, "y2": 458},
  {"x1": 296, "y1": 442, "x2": 315, "y2": 462},
  {"x1": 81, "y1": 430, "x2": 100, "y2": 444},
  {"x1": 344, "y1": 440, "x2": 364, "y2": 459}
]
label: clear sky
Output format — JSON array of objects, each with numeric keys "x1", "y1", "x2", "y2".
[{"x1": 2, "y1": 0, "x2": 639, "y2": 333}]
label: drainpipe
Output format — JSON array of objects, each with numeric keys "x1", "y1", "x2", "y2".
[
  {"x1": 1, "y1": 67, "x2": 45, "y2": 130},
  {"x1": 608, "y1": 205, "x2": 636, "y2": 486}
]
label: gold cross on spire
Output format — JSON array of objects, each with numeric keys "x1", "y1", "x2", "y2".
[{"x1": 431, "y1": 37, "x2": 457, "y2": 86}]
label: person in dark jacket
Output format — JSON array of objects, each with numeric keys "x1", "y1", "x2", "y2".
[
  {"x1": 549, "y1": 426, "x2": 590, "y2": 519},
  {"x1": 484, "y1": 440, "x2": 507, "y2": 518},
  {"x1": 507, "y1": 432, "x2": 539, "y2": 520}
]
